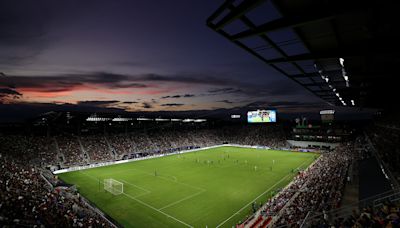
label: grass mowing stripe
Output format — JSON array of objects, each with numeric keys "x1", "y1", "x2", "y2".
[{"x1": 123, "y1": 192, "x2": 194, "y2": 228}]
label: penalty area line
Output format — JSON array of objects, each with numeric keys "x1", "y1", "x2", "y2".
[
  {"x1": 123, "y1": 192, "x2": 193, "y2": 228},
  {"x1": 158, "y1": 189, "x2": 206, "y2": 210}
]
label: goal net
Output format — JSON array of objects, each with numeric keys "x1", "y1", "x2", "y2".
[{"x1": 104, "y1": 179, "x2": 123, "y2": 195}]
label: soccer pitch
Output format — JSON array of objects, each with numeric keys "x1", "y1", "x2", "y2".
[{"x1": 58, "y1": 146, "x2": 318, "y2": 228}]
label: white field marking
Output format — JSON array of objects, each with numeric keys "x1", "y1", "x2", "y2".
[
  {"x1": 123, "y1": 192, "x2": 193, "y2": 228},
  {"x1": 158, "y1": 189, "x2": 206, "y2": 210},
  {"x1": 119, "y1": 179, "x2": 151, "y2": 193},
  {"x1": 215, "y1": 159, "x2": 311, "y2": 228}
]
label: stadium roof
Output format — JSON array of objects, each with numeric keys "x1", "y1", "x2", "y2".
[{"x1": 207, "y1": 0, "x2": 398, "y2": 109}]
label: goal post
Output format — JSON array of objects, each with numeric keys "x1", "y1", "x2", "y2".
[{"x1": 104, "y1": 178, "x2": 124, "y2": 195}]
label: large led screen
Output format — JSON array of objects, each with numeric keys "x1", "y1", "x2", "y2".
[{"x1": 247, "y1": 110, "x2": 276, "y2": 123}]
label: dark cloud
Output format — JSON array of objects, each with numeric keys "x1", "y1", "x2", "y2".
[
  {"x1": 0, "y1": 88, "x2": 22, "y2": 96},
  {"x1": 208, "y1": 87, "x2": 242, "y2": 94},
  {"x1": 161, "y1": 94, "x2": 196, "y2": 99},
  {"x1": 162, "y1": 95, "x2": 181, "y2": 99},
  {"x1": 142, "y1": 102, "x2": 153, "y2": 109},
  {"x1": 122, "y1": 101, "x2": 138, "y2": 104},
  {"x1": 161, "y1": 103, "x2": 185, "y2": 107},
  {"x1": 0, "y1": 88, "x2": 22, "y2": 100},
  {"x1": 76, "y1": 100, "x2": 120, "y2": 107},
  {"x1": 217, "y1": 100, "x2": 234, "y2": 104}
]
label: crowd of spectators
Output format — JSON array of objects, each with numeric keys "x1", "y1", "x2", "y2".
[
  {"x1": 0, "y1": 155, "x2": 112, "y2": 227},
  {"x1": 80, "y1": 135, "x2": 113, "y2": 163},
  {"x1": 220, "y1": 125, "x2": 286, "y2": 148},
  {"x1": 108, "y1": 134, "x2": 132, "y2": 158},
  {"x1": 0, "y1": 135, "x2": 55, "y2": 166},
  {"x1": 57, "y1": 135, "x2": 85, "y2": 166}
]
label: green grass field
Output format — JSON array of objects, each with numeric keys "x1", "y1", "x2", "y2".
[{"x1": 58, "y1": 146, "x2": 318, "y2": 228}]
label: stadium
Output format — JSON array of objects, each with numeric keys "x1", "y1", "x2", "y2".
[{"x1": 0, "y1": 0, "x2": 399, "y2": 228}]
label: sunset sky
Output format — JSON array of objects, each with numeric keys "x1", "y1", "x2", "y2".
[{"x1": 0, "y1": 0, "x2": 366, "y2": 121}]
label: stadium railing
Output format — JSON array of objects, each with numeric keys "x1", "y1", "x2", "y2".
[{"x1": 364, "y1": 132, "x2": 399, "y2": 189}]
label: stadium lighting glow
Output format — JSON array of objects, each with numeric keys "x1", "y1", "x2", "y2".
[
  {"x1": 137, "y1": 117, "x2": 152, "y2": 121},
  {"x1": 339, "y1": 58, "x2": 344, "y2": 67},
  {"x1": 86, "y1": 117, "x2": 111, "y2": 122},
  {"x1": 155, "y1": 118, "x2": 169, "y2": 121},
  {"x1": 182, "y1": 119, "x2": 194, "y2": 122},
  {"x1": 320, "y1": 110, "x2": 335, "y2": 115},
  {"x1": 112, "y1": 118, "x2": 132, "y2": 121},
  {"x1": 335, "y1": 93, "x2": 340, "y2": 97},
  {"x1": 171, "y1": 119, "x2": 182, "y2": 122},
  {"x1": 194, "y1": 119, "x2": 207, "y2": 122},
  {"x1": 231, "y1": 114, "x2": 241, "y2": 119},
  {"x1": 325, "y1": 77, "x2": 329, "y2": 82},
  {"x1": 351, "y1": 100, "x2": 355, "y2": 106}
]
